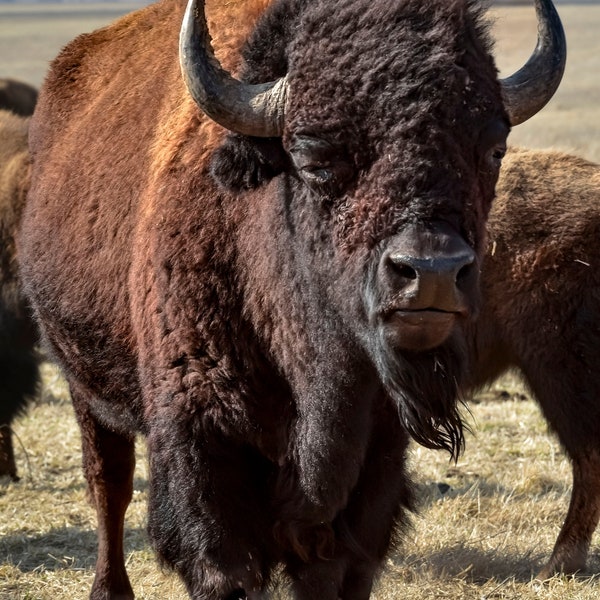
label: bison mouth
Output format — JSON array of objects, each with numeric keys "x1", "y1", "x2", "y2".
[{"x1": 380, "y1": 308, "x2": 464, "y2": 352}]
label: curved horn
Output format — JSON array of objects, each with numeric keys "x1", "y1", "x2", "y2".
[
  {"x1": 500, "y1": 0, "x2": 566, "y2": 126},
  {"x1": 179, "y1": 0, "x2": 288, "y2": 137}
]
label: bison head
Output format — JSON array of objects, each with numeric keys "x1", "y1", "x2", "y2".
[{"x1": 179, "y1": 0, "x2": 565, "y2": 455}]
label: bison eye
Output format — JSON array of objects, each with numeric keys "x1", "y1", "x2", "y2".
[
  {"x1": 491, "y1": 144, "x2": 507, "y2": 164},
  {"x1": 301, "y1": 165, "x2": 334, "y2": 184},
  {"x1": 288, "y1": 136, "x2": 353, "y2": 194},
  {"x1": 298, "y1": 162, "x2": 354, "y2": 196},
  {"x1": 480, "y1": 143, "x2": 507, "y2": 175},
  {"x1": 478, "y1": 119, "x2": 509, "y2": 173}
]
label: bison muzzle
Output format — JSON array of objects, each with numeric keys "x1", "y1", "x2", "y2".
[{"x1": 373, "y1": 220, "x2": 477, "y2": 351}]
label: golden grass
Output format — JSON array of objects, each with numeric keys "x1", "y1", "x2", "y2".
[{"x1": 0, "y1": 364, "x2": 187, "y2": 600}]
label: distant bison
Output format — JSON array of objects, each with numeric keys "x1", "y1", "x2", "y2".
[
  {"x1": 19, "y1": 0, "x2": 564, "y2": 598},
  {"x1": 0, "y1": 78, "x2": 37, "y2": 117},
  {"x1": 470, "y1": 147, "x2": 600, "y2": 579},
  {"x1": 0, "y1": 109, "x2": 39, "y2": 480}
]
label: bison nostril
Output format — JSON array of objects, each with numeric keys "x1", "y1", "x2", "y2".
[
  {"x1": 390, "y1": 260, "x2": 418, "y2": 280},
  {"x1": 456, "y1": 262, "x2": 473, "y2": 283}
]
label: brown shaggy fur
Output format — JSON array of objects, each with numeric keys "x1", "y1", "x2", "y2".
[{"x1": 0, "y1": 110, "x2": 39, "y2": 480}]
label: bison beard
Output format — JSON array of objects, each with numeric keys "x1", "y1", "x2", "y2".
[{"x1": 374, "y1": 332, "x2": 467, "y2": 460}]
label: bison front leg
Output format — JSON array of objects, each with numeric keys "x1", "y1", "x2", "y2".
[
  {"x1": 0, "y1": 424, "x2": 17, "y2": 480},
  {"x1": 285, "y1": 399, "x2": 411, "y2": 600},
  {"x1": 537, "y1": 450, "x2": 600, "y2": 580},
  {"x1": 71, "y1": 384, "x2": 135, "y2": 600},
  {"x1": 281, "y1": 356, "x2": 377, "y2": 527},
  {"x1": 337, "y1": 405, "x2": 412, "y2": 598},
  {"x1": 146, "y1": 415, "x2": 276, "y2": 599},
  {"x1": 272, "y1": 401, "x2": 375, "y2": 577}
]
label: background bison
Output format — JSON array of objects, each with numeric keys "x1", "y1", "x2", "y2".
[
  {"x1": 470, "y1": 147, "x2": 600, "y2": 579},
  {"x1": 0, "y1": 109, "x2": 39, "y2": 481},
  {"x1": 0, "y1": 78, "x2": 37, "y2": 118},
  {"x1": 18, "y1": 1, "x2": 563, "y2": 599}
]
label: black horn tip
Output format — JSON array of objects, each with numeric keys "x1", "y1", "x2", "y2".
[{"x1": 500, "y1": 0, "x2": 567, "y2": 126}]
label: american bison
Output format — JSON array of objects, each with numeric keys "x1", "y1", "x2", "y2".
[
  {"x1": 471, "y1": 147, "x2": 600, "y2": 579},
  {"x1": 19, "y1": 0, "x2": 564, "y2": 597},
  {"x1": 0, "y1": 78, "x2": 39, "y2": 481},
  {"x1": 0, "y1": 78, "x2": 37, "y2": 117},
  {"x1": 0, "y1": 109, "x2": 39, "y2": 481}
]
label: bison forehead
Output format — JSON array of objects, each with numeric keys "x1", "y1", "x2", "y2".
[{"x1": 283, "y1": 0, "x2": 502, "y2": 143}]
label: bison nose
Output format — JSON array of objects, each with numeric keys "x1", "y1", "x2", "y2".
[
  {"x1": 387, "y1": 249, "x2": 475, "y2": 310},
  {"x1": 374, "y1": 222, "x2": 478, "y2": 352},
  {"x1": 380, "y1": 222, "x2": 477, "y2": 315}
]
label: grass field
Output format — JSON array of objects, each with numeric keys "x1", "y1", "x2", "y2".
[{"x1": 1, "y1": 2, "x2": 600, "y2": 599}]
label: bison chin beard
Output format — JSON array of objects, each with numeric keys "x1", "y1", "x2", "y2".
[{"x1": 374, "y1": 329, "x2": 468, "y2": 460}]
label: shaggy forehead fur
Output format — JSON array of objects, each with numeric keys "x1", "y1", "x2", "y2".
[
  {"x1": 236, "y1": 0, "x2": 504, "y2": 250},
  {"x1": 241, "y1": 0, "x2": 499, "y2": 136},
  {"x1": 285, "y1": 0, "x2": 498, "y2": 135}
]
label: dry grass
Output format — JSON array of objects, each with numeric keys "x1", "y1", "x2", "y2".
[
  {"x1": 1, "y1": 2, "x2": 600, "y2": 599},
  {"x1": 0, "y1": 363, "x2": 187, "y2": 600}
]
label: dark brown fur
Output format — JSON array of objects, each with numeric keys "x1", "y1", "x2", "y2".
[
  {"x1": 0, "y1": 110, "x2": 39, "y2": 480},
  {"x1": 0, "y1": 78, "x2": 37, "y2": 117},
  {"x1": 471, "y1": 147, "x2": 600, "y2": 578},
  {"x1": 19, "y1": 0, "x2": 516, "y2": 598}
]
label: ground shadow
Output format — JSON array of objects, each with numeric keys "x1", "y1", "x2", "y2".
[
  {"x1": 396, "y1": 543, "x2": 541, "y2": 583},
  {"x1": 0, "y1": 524, "x2": 148, "y2": 573},
  {"x1": 1, "y1": 471, "x2": 148, "y2": 496},
  {"x1": 414, "y1": 474, "x2": 571, "y2": 511},
  {"x1": 389, "y1": 542, "x2": 600, "y2": 586},
  {"x1": 390, "y1": 543, "x2": 600, "y2": 586}
]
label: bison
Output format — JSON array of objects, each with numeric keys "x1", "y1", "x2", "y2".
[
  {"x1": 0, "y1": 78, "x2": 38, "y2": 117},
  {"x1": 0, "y1": 109, "x2": 39, "y2": 480},
  {"x1": 470, "y1": 147, "x2": 600, "y2": 579},
  {"x1": 0, "y1": 78, "x2": 38, "y2": 480},
  {"x1": 18, "y1": 0, "x2": 565, "y2": 597}
]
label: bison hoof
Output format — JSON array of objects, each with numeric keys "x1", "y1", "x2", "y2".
[{"x1": 535, "y1": 556, "x2": 587, "y2": 581}]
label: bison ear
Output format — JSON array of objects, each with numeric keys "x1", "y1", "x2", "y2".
[{"x1": 210, "y1": 134, "x2": 288, "y2": 191}]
